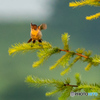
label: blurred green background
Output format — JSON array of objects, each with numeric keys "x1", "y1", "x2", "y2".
[{"x1": 0, "y1": 0, "x2": 100, "y2": 100}]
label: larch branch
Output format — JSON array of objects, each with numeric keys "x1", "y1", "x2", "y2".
[{"x1": 59, "y1": 49, "x2": 88, "y2": 59}]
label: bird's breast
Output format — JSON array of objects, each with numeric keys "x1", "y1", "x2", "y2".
[{"x1": 30, "y1": 29, "x2": 42, "y2": 40}]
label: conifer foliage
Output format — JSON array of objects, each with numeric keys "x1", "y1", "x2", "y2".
[
  {"x1": 69, "y1": 0, "x2": 100, "y2": 20},
  {"x1": 8, "y1": 33, "x2": 100, "y2": 75},
  {"x1": 8, "y1": 33, "x2": 100, "y2": 100}
]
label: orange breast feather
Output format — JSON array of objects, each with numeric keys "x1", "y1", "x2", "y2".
[{"x1": 31, "y1": 29, "x2": 41, "y2": 40}]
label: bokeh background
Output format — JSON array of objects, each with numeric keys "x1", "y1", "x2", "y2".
[{"x1": 0, "y1": 0, "x2": 100, "y2": 100}]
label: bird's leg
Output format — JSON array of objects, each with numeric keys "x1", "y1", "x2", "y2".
[
  {"x1": 30, "y1": 40, "x2": 36, "y2": 47},
  {"x1": 33, "y1": 40, "x2": 36, "y2": 43},
  {"x1": 38, "y1": 39, "x2": 42, "y2": 43},
  {"x1": 27, "y1": 38, "x2": 32, "y2": 43}
]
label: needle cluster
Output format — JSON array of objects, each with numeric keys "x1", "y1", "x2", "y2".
[{"x1": 69, "y1": 0, "x2": 100, "y2": 20}]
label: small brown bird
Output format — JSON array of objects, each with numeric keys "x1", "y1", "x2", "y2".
[{"x1": 27, "y1": 23, "x2": 47, "y2": 43}]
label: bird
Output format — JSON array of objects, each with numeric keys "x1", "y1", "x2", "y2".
[{"x1": 27, "y1": 23, "x2": 47, "y2": 43}]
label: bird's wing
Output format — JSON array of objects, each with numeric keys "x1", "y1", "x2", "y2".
[{"x1": 38, "y1": 24, "x2": 47, "y2": 30}]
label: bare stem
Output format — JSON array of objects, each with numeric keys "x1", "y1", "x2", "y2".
[
  {"x1": 59, "y1": 49, "x2": 88, "y2": 59},
  {"x1": 64, "y1": 84, "x2": 78, "y2": 87}
]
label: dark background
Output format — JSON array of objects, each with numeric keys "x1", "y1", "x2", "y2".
[{"x1": 0, "y1": 0, "x2": 100, "y2": 100}]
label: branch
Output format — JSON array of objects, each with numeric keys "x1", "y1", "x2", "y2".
[
  {"x1": 64, "y1": 84, "x2": 78, "y2": 87},
  {"x1": 8, "y1": 33, "x2": 100, "y2": 75},
  {"x1": 59, "y1": 49, "x2": 88, "y2": 58}
]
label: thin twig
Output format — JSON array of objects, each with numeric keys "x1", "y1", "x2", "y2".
[
  {"x1": 59, "y1": 49, "x2": 88, "y2": 59},
  {"x1": 64, "y1": 84, "x2": 78, "y2": 87}
]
